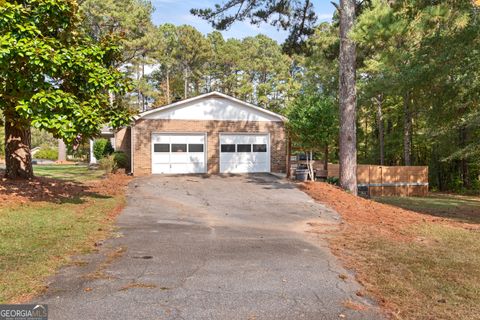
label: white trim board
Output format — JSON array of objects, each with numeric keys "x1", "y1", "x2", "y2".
[{"x1": 136, "y1": 91, "x2": 286, "y2": 122}]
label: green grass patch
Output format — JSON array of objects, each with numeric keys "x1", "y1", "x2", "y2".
[
  {"x1": 0, "y1": 165, "x2": 125, "y2": 303},
  {"x1": 34, "y1": 165, "x2": 104, "y2": 182},
  {"x1": 355, "y1": 223, "x2": 480, "y2": 319},
  {"x1": 375, "y1": 194, "x2": 480, "y2": 224},
  {"x1": 0, "y1": 195, "x2": 124, "y2": 303}
]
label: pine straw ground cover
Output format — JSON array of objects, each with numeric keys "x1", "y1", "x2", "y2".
[
  {"x1": 301, "y1": 182, "x2": 480, "y2": 320},
  {"x1": 0, "y1": 166, "x2": 131, "y2": 303}
]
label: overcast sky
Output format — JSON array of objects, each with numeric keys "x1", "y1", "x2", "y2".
[{"x1": 150, "y1": 0, "x2": 335, "y2": 43}]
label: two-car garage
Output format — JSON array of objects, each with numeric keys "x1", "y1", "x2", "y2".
[
  {"x1": 151, "y1": 133, "x2": 270, "y2": 174},
  {"x1": 127, "y1": 91, "x2": 287, "y2": 176}
]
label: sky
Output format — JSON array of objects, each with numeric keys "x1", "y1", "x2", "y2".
[{"x1": 150, "y1": 0, "x2": 335, "y2": 43}]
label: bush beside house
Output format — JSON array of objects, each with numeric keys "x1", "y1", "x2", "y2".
[
  {"x1": 93, "y1": 139, "x2": 128, "y2": 173},
  {"x1": 35, "y1": 148, "x2": 58, "y2": 160},
  {"x1": 93, "y1": 139, "x2": 114, "y2": 161}
]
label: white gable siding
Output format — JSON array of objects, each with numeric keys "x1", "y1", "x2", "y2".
[{"x1": 142, "y1": 97, "x2": 282, "y2": 122}]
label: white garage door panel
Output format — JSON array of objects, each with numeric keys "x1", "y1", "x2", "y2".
[
  {"x1": 219, "y1": 134, "x2": 270, "y2": 173},
  {"x1": 152, "y1": 134, "x2": 206, "y2": 174}
]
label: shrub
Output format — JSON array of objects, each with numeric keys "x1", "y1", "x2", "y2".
[
  {"x1": 113, "y1": 151, "x2": 128, "y2": 169},
  {"x1": 93, "y1": 138, "x2": 114, "y2": 160},
  {"x1": 98, "y1": 155, "x2": 117, "y2": 173},
  {"x1": 326, "y1": 176, "x2": 340, "y2": 186},
  {"x1": 35, "y1": 148, "x2": 58, "y2": 160}
]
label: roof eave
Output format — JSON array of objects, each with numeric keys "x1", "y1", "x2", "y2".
[{"x1": 134, "y1": 91, "x2": 286, "y2": 122}]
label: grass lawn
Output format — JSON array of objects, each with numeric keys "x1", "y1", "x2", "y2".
[
  {"x1": 303, "y1": 183, "x2": 480, "y2": 320},
  {"x1": 34, "y1": 164, "x2": 105, "y2": 182},
  {"x1": 0, "y1": 165, "x2": 128, "y2": 303},
  {"x1": 353, "y1": 221, "x2": 480, "y2": 319},
  {"x1": 375, "y1": 194, "x2": 480, "y2": 224}
]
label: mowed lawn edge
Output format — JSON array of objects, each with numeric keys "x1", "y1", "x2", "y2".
[
  {"x1": 301, "y1": 182, "x2": 480, "y2": 320},
  {"x1": 0, "y1": 165, "x2": 130, "y2": 303}
]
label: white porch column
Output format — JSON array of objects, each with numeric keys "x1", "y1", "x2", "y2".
[{"x1": 89, "y1": 139, "x2": 97, "y2": 164}]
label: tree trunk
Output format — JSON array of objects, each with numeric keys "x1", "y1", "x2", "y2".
[
  {"x1": 403, "y1": 91, "x2": 412, "y2": 166},
  {"x1": 166, "y1": 69, "x2": 171, "y2": 104},
  {"x1": 307, "y1": 150, "x2": 315, "y2": 181},
  {"x1": 338, "y1": 0, "x2": 357, "y2": 195},
  {"x1": 136, "y1": 64, "x2": 142, "y2": 110},
  {"x1": 4, "y1": 111, "x2": 33, "y2": 179},
  {"x1": 286, "y1": 138, "x2": 292, "y2": 178},
  {"x1": 58, "y1": 139, "x2": 67, "y2": 162},
  {"x1": 403, "y1": 92, "x2": 412, "y2": 166},
  {"x1": 324, "y1": 144, "x2": 329, "y2": 171},
  {"x1": 375, "y1": 94, "x2": 385, "y2": 165},
  {"x1": 142, "y1": 60, "x2": 146, "y2": 111},
  {"x1": 184, "y1": 68, "x2": 189, "y2": 99},
  {"x1": 459, "y1": 126, "x2": 470, "y2": 188},
  {"x1": 364, "y1": 110, "x2": 368, "y2": 161}
]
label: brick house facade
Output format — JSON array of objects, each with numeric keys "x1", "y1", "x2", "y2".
[{"x1": 115, "y1": 92, "x2": 287, "y2": 176}]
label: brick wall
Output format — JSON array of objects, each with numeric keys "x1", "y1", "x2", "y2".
[
  {"x1": 132, "y1": 119, "x2": 287, "y2": 176},
  {"x1": 114, "y1": 127, "x2": 131, "y2": 170}
]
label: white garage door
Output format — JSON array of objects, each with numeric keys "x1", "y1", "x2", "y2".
[
  {"x1": 220, "y1": 134, "x2": 270, "y2": 173},
  {"x1": 152, "y1": 133, "x2": 206, "y2": 174}
]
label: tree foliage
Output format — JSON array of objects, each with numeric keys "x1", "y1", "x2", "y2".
[
  {"x1": 0, "y1": 0, "x2": 135, "y2": 178},
  {"x1": 287, "y1": 92, "x2": 337, "y2": 151},
  {"x1": 191, "y1": 0, "x2": 317, "y2": 53},
  {"x1": 0, "y1": 0, "x2": 133, "y2": 142},
  {"x1": 351, "y1": 0, "x2": 480, "y2": 190},
  {"x1": 79, "y1": 0, "x2": 154, "y2": 65},
  {"x1": 145, "y1": 26, "x2": 299, "y2": 112}
]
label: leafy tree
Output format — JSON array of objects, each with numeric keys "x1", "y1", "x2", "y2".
[
  {"x1": 191, "y1": 0, "x2": 318, "y2": 54},
  {"x1": 352, "y1": 0, "x2": 480, "y2": 190},
  {"x1": 79, "y1": 0, "x2": 154, "y2": 66},
  {"x1": 175, "y1": 25, "x2": 211, "y2": 99},
  {"x1": 151, "y1": 23, "x2": 180, "y2": 104},
  {"x1": 148, "y1": 24, "x2": 299, "y2": 112},
  {"x1": 287, "y1": 92, "x2": 338, "y2": 180},
  {"x1": 79, "y1": 0, "x2": 156, "y2": 112},
  {"x1": 0, "y1": 0, "x2": 132, "y2": 179}
]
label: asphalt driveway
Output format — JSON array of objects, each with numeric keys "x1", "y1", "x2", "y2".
[{"x1": 36, "y1": 174, "x2": 383, "y2": 319}]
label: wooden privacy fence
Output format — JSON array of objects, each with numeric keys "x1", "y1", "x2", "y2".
[
  {"x1": 290, "y1": 159, "x2": 429, "y2": 197},
  {"x1": 327, "y1": 164, "x2": 429, "y2": 197}
]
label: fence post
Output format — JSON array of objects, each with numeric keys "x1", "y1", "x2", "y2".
[{"x1": 381, "y1": 166, "x2": 384, "y2": 197}]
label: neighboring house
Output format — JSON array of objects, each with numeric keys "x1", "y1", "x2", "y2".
[
  {"x1": 31, "y1": 147, "x2": 41, "y2": 157},
  {"x1": 115, "y1": 91, "x2": 288, "y2": 175},
  {"x1": 89, "y1": 126, "x2": 116, "y2": 164}
]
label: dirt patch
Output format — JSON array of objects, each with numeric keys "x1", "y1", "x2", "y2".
[
  {"x1": 119, "y1": 282, "x2": 157, "y2": 291},
  {"x1": 82, "y1": 246, "x2": 127, "y2": 281},
  {"x1": 0, "y1": 170, "x2": 131, "y2": 205},
  {"x1": 300, "y1": 182, "x2": 478, "y2": 241}
]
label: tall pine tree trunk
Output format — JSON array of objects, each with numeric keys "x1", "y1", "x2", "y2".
[
  {"x1": 136, "y1": 64, "x2": 141, "y2": 110},
  {"x1": 142, "y1": 60, "x2": 146, "y2": 111},
  {"x1": 403, "y1": 91, "x2": 412, "y2": 166},
  {"x1": 459, "y1": 126, "x2": 470, "y2": 188},
  {"x1": 339, "y1": 0, "x2": 357, "y2": 195},
  {"x1": 184, "y1": 68, "x2": 189, "y2": 99},
  {"x1": 375, "y1": 94, "x2": 385, "y2": 165},
  {"x1": 4, "y1": 110, "x2": 33, "y2": 179},
  {"x1": 324, "y1": 144, "x2": 329, "y2": 171},
  {"x1": 166, "y1": 69, "x2": 171, "y2": 104}
]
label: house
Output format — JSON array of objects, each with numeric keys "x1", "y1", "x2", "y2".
[
  {"x1": 115, "y1": 91, "x2": 288, "y2": 175},
  {"x1": 89, "y1": 125, "x2": 116, "y2": 164}
]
